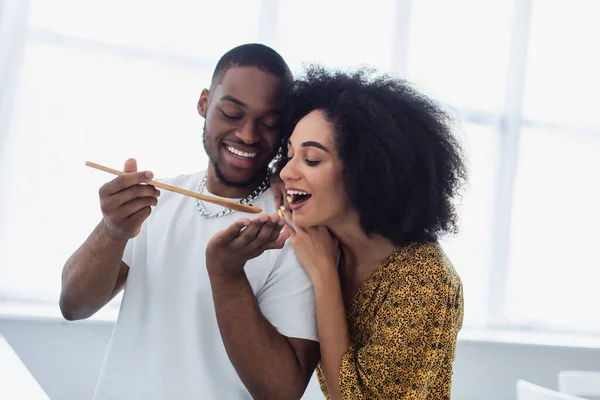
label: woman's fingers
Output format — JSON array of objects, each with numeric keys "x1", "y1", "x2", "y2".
[{"x1": 277, "y1": 205, "x2": 298, "y2": 235}]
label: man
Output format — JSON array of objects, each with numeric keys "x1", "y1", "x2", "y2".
[{"x1": 60, "y1": 44, "x2": 320, "y2": 399}]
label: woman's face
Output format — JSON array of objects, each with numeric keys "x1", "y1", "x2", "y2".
[{"x1": 279, "y1": 110, "x2": 351, "y2": 228}]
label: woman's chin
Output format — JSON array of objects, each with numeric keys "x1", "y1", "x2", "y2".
[
  {"x1": 292, "y1": 213, "x2": 326, "y2": 229},
  {"x1": 291, "y1": 213, "x2": 310, "y2": 228},
  {"x1": 291, "y1": 214, "x2": 306, "y2": 227}
]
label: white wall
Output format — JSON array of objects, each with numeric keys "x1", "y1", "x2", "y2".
[{"x1": 1, "y1": 318, "x2": 599, "y2": 400}]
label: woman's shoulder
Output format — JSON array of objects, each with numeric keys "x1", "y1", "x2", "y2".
[{"x1": 388, "y1": 241, "x2": 462, "y2": 295}]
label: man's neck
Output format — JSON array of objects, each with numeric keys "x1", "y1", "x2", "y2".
[{"x1": 205, "y1": 164, "x2": 267, "y2": 199}]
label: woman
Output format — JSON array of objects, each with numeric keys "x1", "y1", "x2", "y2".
[{"x1": 276, "y1": 67, "x2": 467, "y2": 399}]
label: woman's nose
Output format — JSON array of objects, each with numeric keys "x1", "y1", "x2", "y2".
[{"x1": 279, "y1": 157, "x2": 298, "y2": 182}]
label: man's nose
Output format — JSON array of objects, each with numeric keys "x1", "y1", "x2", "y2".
[{"x1": 236, "y1": 121, "x2": 260, "y2": 144}]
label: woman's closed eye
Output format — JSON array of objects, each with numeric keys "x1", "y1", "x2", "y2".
[{"x1": 285, "y1": 153, "x2": 321, "y2": 167}]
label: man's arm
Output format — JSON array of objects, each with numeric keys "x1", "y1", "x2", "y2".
[
  {"x1": 206, "y1": 214, "x2": 320, "y2": 399},
  {"x1": 59, "y1": 158, "x2": 158, "y2": 320},
  {"x1": 209, "y1": 273, "x2": 319, "y2": 399},
  {"x1": 60, "y1": 221, "x2": 130, "y2": 320}
]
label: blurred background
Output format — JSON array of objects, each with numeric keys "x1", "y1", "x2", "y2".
[{"x1": 0, "y1": 0, "x2": 598, "y2": 399}]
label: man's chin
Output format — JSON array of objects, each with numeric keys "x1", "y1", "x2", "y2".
[{"x1": 213, "y1": 162, "x2": 264, "y2": 189}]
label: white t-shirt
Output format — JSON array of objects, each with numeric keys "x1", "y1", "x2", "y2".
[{"x1": 93, "y1": 172, "x2": 318, "y2": 400}]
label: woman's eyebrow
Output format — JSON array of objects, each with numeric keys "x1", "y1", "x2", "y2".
[{"x1": 300, "y1": 140, "x2": 330, "y2": 153}]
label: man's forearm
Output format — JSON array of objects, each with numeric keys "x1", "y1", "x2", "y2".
[
  {"x1": 60, "y1": 220, "x2": 128, "y2": 320},
  {"x1": 208, "y1": 272, "x2": 309, "y2": 399}
]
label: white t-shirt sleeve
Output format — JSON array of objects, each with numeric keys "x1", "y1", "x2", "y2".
[
  {"x1": 122, "y1": 222, "x2": 148, "y2": 268},
  {"x1": 256, "y1": 243, "x2": 318, "y2": 342},
  {"x1": 122, "y1": 237, "x2": 135, "y2": 267}
]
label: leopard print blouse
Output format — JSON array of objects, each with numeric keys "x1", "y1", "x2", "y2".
[{"x1": 317, "y1": 241, "x2": 464, "y2": 399}]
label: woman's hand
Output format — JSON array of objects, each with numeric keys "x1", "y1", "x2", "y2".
[
  {"x1": 270, "y1": 173, "x2": 289, "y2": 210},
  {"x1": 278, "y1": 207, "x2": 339, "y2": 282}
]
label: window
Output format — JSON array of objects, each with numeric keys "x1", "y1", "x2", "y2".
[
  {"x1": 0, "y1": 0, "x2": 598, "y2": 335},
  {"x1": 523, "y1": 0, "x2": 600, "y2": 129},
  {"x1": 406, "y1": 0, "x2": 513, "y2": 113},
  {"x1": 504, "y1": 0, "x2": 600, "y2": 333},
  {"x1": 506, "y1": 128, "x2": 600, "y2": 332},
  {"x1": 277, "y1": 0, "x2": 396, "y2": 72}
]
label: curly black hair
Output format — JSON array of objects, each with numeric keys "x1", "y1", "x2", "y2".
[{"x1": 278, "y1": 66, "x2": 468, "y2": 245}]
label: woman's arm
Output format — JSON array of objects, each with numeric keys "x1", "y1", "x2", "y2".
[
  {"x1": 277, "y1": 211, "x2": 348, "y2": 398},
  {"x1": 312, "y1": 269, "x2": 350, "y2": 400}
]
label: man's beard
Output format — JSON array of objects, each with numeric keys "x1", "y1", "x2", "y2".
[{"x1": 203, "y1": 122, "x2": 268, "y2": 189}]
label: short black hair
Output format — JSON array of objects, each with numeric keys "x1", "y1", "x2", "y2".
[
  {"x1": 210, "y1": 43, "x2": 293, "y2": 94},
  {"x1": 280, "y1": 66, "x2": 468, "y2": 246}
]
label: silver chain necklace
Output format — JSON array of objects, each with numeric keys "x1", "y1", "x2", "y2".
[{"x1": 195, "y1": 170, "x2": 270, "y2": 218}]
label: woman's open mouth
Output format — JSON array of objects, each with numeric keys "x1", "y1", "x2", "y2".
[{"x1": 286, "y1": 189, "x2": 312, "y2": 210}]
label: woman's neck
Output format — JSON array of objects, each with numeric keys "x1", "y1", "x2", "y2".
[
  {"x1": 327, "y1": 214, "x2": 396, "y2": 308},
  {"x1": 328, "y1": 213, "x2": 396, "y2": 270}
]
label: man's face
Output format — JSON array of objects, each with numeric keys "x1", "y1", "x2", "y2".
[{"x1": 198, "y1": 67, "x2": 284, "y2": 188}]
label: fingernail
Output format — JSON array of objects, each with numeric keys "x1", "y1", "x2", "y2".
[
  {"x1": 156, "y1": 190, "x2": 161, "y2": 196},
  {"x1": 277, "y1": 209, "x2": 283, "y2": 218},
  {"x1": 145, "y1": 171, "x2": 153, "y2": 179},
  {"x1": 279, "y1": 205, "x2": 286, "y2": 211},
  {"x1": 286, "y1": 195, "x2": 292, "y2": 202}
]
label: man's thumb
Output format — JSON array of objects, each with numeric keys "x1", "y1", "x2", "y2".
[{"x1": 123, "y1": 158, "x2": 138, "y2": 173}]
